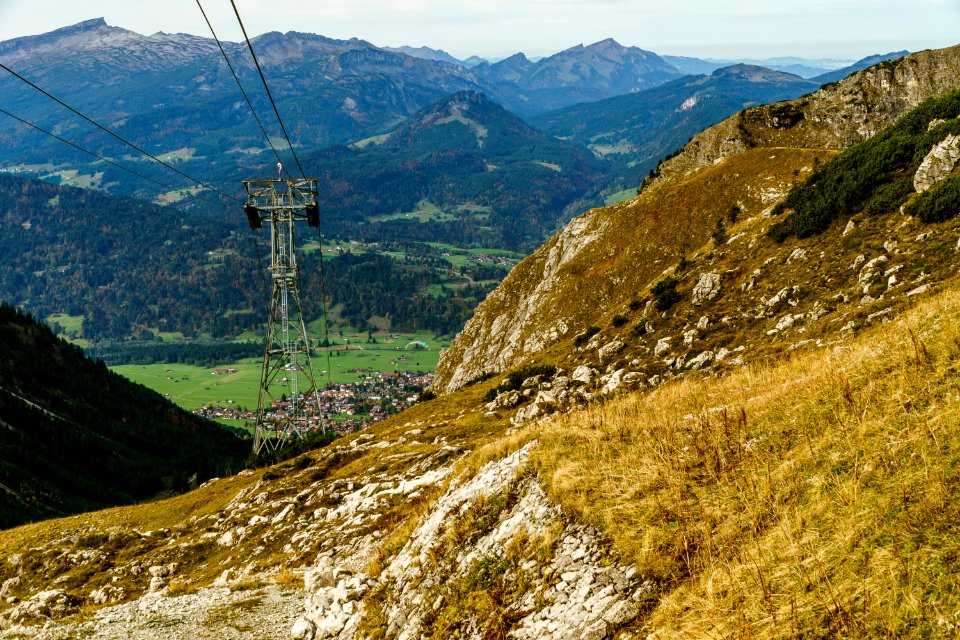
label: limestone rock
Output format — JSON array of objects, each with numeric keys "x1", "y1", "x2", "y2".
[
  {"x1": 291, "y1": 617, "x2": 317, "y2": 640},
  {"x1": 571, "y1": 365, "x2": 596, "y2": 385},
  {"x1": 685, "y1": 351, "x2": 715, "y2": 370},
  {"x1": 914, "y1": 133, "x2": 960, "y2": 192},
  {"x1": 692, "y1": 272, "x2": 722, "y2": 305},
  {"x1": 654, "y1": 337, "x2": 672, "y2": 357},
  {"x1": 600, "y1": 369, "x2": 626, "y2": 395},
  {"x1": 486, "y1": 390, "x2": 522, "y2": 411},
  {"x1": 598, "y1": 340, "x2": 625, "y2": 363}
]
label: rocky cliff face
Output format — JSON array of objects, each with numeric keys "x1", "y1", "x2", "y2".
[
  {"x1": 653, "y1": 45, "x2": 960, "y2": 186},
  {"x1": 433, "y1": 43, "x2": 960, "y2": 395}
]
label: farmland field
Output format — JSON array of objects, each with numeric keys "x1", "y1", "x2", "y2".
[{"x1": 111, "y1": 330, "x2": 447, "y2": 411}]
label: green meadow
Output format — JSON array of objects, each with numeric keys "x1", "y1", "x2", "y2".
[{"x1": 111, "y1": 330, "x2": 447, "y2": 412}]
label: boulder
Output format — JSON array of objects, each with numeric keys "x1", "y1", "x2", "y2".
[
  {"x1": 685, "y1": 351, "x2": 715, "y2": 370},
  {"x1": 291, "y1": 617, "x2": 317, "y2": 640},
  {"x1": 654, "y1": 337, "x2": 672, "y2": 357},
  {"x1": 597, "y1": 340, "x2": 625, "y2": 363},
  {"x1": 692, "y1": 272, "x2": 722, "y2": 305},
  {"x1": 571, "y1": 365, "x2": 596, "y2": 385},
  {"x1": 914, "y1": 133, "x2": 960, "y2": 192}
]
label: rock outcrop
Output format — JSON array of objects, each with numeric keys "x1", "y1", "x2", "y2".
[
  {"x1": 914, "y1": 133, "x2": 960, "y2": 192},
  {"x1": 654, "y1": 45, "x2": 960, "y2": 186},
  {"x1": 432, "y1": 44, "x2": 960, "y2": 395}
]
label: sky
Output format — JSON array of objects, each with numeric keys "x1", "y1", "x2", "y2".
[{"x1": 0, "y1": 0, "x2": 959, "y2": 61}]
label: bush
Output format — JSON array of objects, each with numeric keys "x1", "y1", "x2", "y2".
[
  {"x1": 611, "y1": 314, "x2": 628, "y2": 328},
  {"x1": 486, "y1": 363, "x2": 559, "y2": 400},
  {"x1": 573, "y1": 326, "x2": 600, "y2": 347},
  {"x1": 906, "y1": 176, "x2": 960, "y2": 223},
  {"x1": 631, "y1": 322, "x2": 647, "y2": 337},
  {"x1": 628, "y1": 299, "x2": 643, "y2": 311},
  {"x1": 712, "y1": 218, "x2": 728, "y2": 245},
  {"x1": 728, "y1": 204, "x2": 741, "y2": 224},
  {"x1": 768, "y1": 90, "x2": 960, "y2": 242},
  {"x1": 651, "y1": 277, "x2": 681, "y2": 311},
  {"x1": 864, "y1": 178, "x2": 913, "y2": 216}
]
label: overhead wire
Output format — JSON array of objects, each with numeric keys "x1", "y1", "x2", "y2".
[
  {"x1": 193, "y1": 0, "x2": 286, "y2": 304},
  {"x1": 194, "y1": 0, "x2": 291, "y2": 180},
  {"x1": 0, "y1": 106, "x2": 232, "y2": 210},
  {"x1": 0, "y1": 61, "x2": 242, "y2": 203},
  {"x1": 228, "y1": 0, "x2": 307, "y2": 179}
]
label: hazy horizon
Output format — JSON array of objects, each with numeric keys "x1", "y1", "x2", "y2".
[{"x1": 0, "y1": 1, "x2": 957, "y2": 62}]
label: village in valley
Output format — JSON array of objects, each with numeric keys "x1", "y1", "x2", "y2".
[{"x1": 192, "y1": 368, "x2": 435, "y2": 433}]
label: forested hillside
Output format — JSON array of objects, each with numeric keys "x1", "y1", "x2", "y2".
[
  {"x1": 305, "y1": 91, "x2": 607, "y2": 250},
  {"x1": 0, "y1": 302, "x2": 247, "y2": 528},
  {"x1": 0, "y1": 174, "x2": 499, "y2": 342}
]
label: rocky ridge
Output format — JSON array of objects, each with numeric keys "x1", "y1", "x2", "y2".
[
  {"x1": 653, "y1": 44, "x2": 960, "y2": 186},
  {"x1": 433, "y1": 43, "x2": 960, "y2": 396},
  {"x1": 0, "y1": 389, "x2": 647, "y2": 639}
]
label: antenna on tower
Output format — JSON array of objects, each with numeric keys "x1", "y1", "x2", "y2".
[{"x1": 244, "y1": 177, "x2": 324, "y2": 455}]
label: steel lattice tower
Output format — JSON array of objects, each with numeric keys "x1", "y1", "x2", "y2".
[{"x1": 243, "y1": 178, "x2": 324, "y2": 454}]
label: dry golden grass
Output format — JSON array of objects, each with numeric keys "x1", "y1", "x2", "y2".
[
  {"x1": 536, "y1": 283, "x2": 960, "y2": 637},
  {"x1": 0, "y1": 471, "x2": 259, "y2": 558}
]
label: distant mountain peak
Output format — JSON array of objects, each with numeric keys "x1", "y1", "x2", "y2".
[
  {"x1": 68, "y1": 17, "x2": 109, "y2": 31},
  {"x1": 0, "y1": 17, "x2": 136, "y2": 61},
  {"x1": 712, "y1": 63, "x2": 806, "y2": 82},
  {"x1": 413, "y1": 89, "x2": 501, "y2": 124},
  {"x1": 502, "y1": 52, "x2": 531, "y2": 63},
  {"x1": 588, "y1": 37, "x2": 626, "y2": 52}
]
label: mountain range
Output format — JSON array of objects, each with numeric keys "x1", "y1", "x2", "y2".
[
  {"x1": 0, "y1": 19, "x2": 914, "y2": 350},
  {"x1": 1, "y1": 19, "x2": 900, "y2": 211},
  {"x1": 530, "y1": 64, "x2": 821, "y2": 190},
  {"x1": 305, "y1": 90, "x2": 607, "y2": 249}
]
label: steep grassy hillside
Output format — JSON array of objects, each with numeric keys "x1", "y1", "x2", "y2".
[
  {"x1": 535, "y1": 284, "x2": 960, "y2": 637},
  {"x1": 0, "y1": 303, "x2": 247, "y2": 528},
  {"x1": 434, "y1": 45, "x2": 960, "y2": 393}
]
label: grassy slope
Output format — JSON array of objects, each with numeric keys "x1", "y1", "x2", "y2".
[{"x1": 534, "y1": 283, "x2": 960, "y2": 637}]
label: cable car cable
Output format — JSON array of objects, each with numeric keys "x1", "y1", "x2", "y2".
[
  {"x1": 194, "y1": 0, "x2": 291, "y2": 180},
  {"x1": 228, "y1": 0, "x2": 307, "y2": 179},
  {"x1": 0, "y1": 61, "x2": 241, "y2": 203}
]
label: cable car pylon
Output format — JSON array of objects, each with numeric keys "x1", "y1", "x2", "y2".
[{"x1": 244, "y1": 175, "x2": 324, "y2": 455}]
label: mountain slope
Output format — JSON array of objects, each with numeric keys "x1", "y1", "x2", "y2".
[
  {"x1": 434, "y1": 44, "x2": 960, "y2": 393},
  {"x1": 0, "y1": 303, "x2": 246, "y2": 528},
  {"x1": 531, "y1": 64, "x2": 820, "y2": 189},
  {"x1": 651, "y1": 45, "x2": 960, "y2": 187},
  {"x1": 0, "y1": 20, "x2": 483, "y2": 203},
  {"x1": 4, "y1": 40, "x2": 960, "y2": 640},
  {"x1": 0, "y1": 173, "x2": 264, "y2": 341},
  {"x1": 304, "y1": 90, "x2": 607, "y2": 249},
  {"x1": 0, "y1": 173, "x2": 497, "y2": 342},
  {"x1": 381, "y1": 45, "x2": 463, "y2": 66}
]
